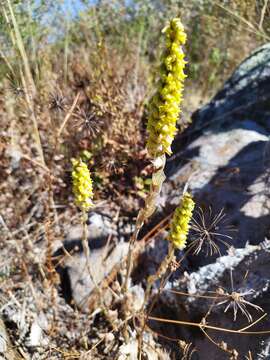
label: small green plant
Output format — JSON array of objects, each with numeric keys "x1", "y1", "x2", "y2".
[{"x1": 133, "y1": 176, "x2": 151, "y2": 198}]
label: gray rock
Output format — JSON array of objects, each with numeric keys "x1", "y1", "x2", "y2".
[
  {"x1": 66, "y1": 212, "x2": 117, "y2": 245},
  {"x1": 56, "y1": 211, "x2": 122, "y2": 309},
  {"x1": 66, "y1": 241, "x2": 129, "y2": 310},
  {"x1": 161, "y1": 242, "x2": 270, "y2": 360},
  {"x1": 190, "y1": 43, "x2": 270, "y2": 133},
  {"x1": 164, "y1": 124, "x2": 270, "y2": 268},
  {"x1": 256, "y1": 340, "x2": 270, "y2": 360}
]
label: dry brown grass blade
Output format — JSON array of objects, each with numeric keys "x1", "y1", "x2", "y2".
[
  {"x1": 20, "y1": 68, "x2": 45, "y2": 165},
  {"x1": 21, "y1": 154, "x2": 50, "y2": 173},
  {"x1": 239, "y1": 313, "x2": 267, "y2": 332},
  {"x1": 259, "y1": 0, "x2": 269, "y2": 31},
  {"x1": 6, "y1": 0, "x2": 36, "y2": 95},
  {"x1": 0, "y1": 48, "x2": 15, "y2": 76}
]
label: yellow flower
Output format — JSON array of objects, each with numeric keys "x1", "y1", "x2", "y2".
[
  {"x1": 72, "y1": 158, "x2": 94, "y2": 211},
  {"x1": 168, "y1": 192, "x2": 195, "y2": 249},
  {"x1": 147, "y1": 18, "x2": 187, "y2": 157}
]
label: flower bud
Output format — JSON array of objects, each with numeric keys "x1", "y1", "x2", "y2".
[
  {"x1": 147, "y1": 18, "x2": 187, "y2": 157},
  {"x1": 72, "y1": 158, "x2": 94, "y2": 211},
  {"x1": 169, "y1": 192, "x2": 195, "y2": 249}
]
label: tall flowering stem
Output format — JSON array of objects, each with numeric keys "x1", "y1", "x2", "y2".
[
  {"x1": 71, "y1": 157, "x2": 98, "y2": 295},
  {"x1": 124, "y1": 18, "x2": 187, "y2": 293}
]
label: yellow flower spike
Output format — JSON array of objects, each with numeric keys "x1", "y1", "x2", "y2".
[
  {"x1": 147, "y1": 18, "x2": 187, "y2": 158},
  {"x1": 168, "y1": 192, "x2": 195, "y2": 250},
  {"x1": 72, "y1": 157, "x2": 94, "y2": 212}
]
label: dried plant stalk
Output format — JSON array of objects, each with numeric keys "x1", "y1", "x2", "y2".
[{"x1": 123, "y1": 154, "x2": 166, "y2": 293}]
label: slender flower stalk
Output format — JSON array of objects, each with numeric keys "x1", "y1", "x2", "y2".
[
  {"x1": 137, "y1": 21, "x2": 189, "y2": 354},
  {"x1": 71, "y1": 157, "x2": 99, "y2": 301},
  {"x1": 124, "y1": 18, "x2": 190, "y2": 354},
  {"x1": 137, "y1": 193, "x2": 194, "y2": 358}
]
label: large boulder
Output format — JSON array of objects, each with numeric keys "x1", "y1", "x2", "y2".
[
  {"x1": 55, "y1": 211, "x2": 129, "y2": 309},
  {"x1": 191, "y1": 43, "x2": 270, "y2": 133}
]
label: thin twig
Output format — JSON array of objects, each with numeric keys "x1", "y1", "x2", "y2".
[
  {"x1": 165, "y1": 289, "x2": 224, "y2": 300},
  {"x1": 138, "y1": 243, "x2": 175, "y2": 359},
  {"x1": 148, "y1": 315, "x2": 270, "y2": 334},
  {"x1": 58, "y1": 92, "x2": 81, "y2": 138},
  {"x1": 259, "y1": 0, "x2": 269, "y2": 31},
  {"x1": 239, "y1": 313, "x2": 267, "y2": 332},
  {"x1": 200, "y1": 326, "x2": 239, "y2": 358},
  {"x1": 123, "y1": 154, "x2": 166, "y2": 293},
  {"x1": 21, "y1": 154, "x2": 50, "y2": 173}
]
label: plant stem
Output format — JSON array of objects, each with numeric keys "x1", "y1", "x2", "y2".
[
  {"x1": 138, "y1": 243, "x2": 175, "y2": 359},
  {"x1": 6, "y1": 0, "x2": 36, "y2": 96},
  {"x1": 81, "y1": 211, "x2": 98, "y2": 291},
  {"x1": 123, "y1": 154, "x2": 166, "y2": 293},
  {"x1": 122, "y1": 154, "x2": 166, "y2": 343}
]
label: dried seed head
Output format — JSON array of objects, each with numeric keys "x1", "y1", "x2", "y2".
[
  {"x1": 73, "y1": 107, "x2": 103, "y2": 138},
  {"x1": 215, "y1": 270, "x2": 264, "y2": 322},
  {"x1": 49, "y1": 92, "x2": 66, "y2": 111},
  {"x1": 189, "y1": 207, "x2": 234, "y2": 256},
  {"x1": 7, "y1": 74, "x2": 24, "y2": 98}
]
